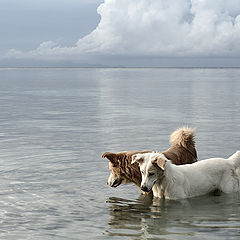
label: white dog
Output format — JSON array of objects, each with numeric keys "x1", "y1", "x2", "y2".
[{"x1": 132, "y1": 151, "x2": 240, "y2": 200}]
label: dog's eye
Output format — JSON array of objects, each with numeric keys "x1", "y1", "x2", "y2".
[
  {"x1": 141, "y1": 171, "x2": 144, "y2": 174},
  {"x1": 148, "y1": 173, "x2": 155, "y2": 177}
]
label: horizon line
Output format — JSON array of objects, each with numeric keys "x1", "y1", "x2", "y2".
[{"x1": 1, "y1": 66, "x2": 240, "y2": 69}]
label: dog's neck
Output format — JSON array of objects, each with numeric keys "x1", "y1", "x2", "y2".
[{"x1": 153, "y1": 161, "x2": 181, "y2": 199}]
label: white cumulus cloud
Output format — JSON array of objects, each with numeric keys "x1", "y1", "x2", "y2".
[{"x1": 5, "y1": 0, "x2": 240, "y2": 60}]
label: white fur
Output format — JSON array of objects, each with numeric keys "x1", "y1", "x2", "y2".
[
  {"x1": 132, "y1": 151, "x2": 240, "y2": 200},
  {"x1": 228, "y1": 151, "x2": 240, "y2": 176}
]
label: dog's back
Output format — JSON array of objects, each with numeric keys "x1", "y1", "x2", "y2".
[{"x1": 163, "y1": 127, "x2": 197, "y2": 165}]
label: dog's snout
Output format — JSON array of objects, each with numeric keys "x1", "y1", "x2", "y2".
[
  {"x1": 141, "y1": 186, "x2": 149, "y2": 192},
  {"x1": 111, "y1": 179, "x2": 119, "y2": 187}
]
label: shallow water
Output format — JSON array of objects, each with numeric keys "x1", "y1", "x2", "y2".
[{"x1": 0, "y1": 68, "x2": 239, "y2": 239}]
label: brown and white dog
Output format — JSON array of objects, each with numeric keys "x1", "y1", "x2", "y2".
[{"x1": 102, "y1": 127, "x2": 197, "y2": 194}]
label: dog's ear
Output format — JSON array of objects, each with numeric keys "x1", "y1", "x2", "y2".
[
  {"x1": 152, "y1": 156, "x2": 166, "y2": 170},
  {"x1": 131, "y1": 154, "x2": 144, "y2": 165},
  {"x1": 102, "y1": 152, "x2": 118, "y2": 164}
]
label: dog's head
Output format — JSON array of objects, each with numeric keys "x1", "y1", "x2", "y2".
[
  {"x1": 102, "y1": 152, "x2": 132, "y2": 188},
  {"x1": 132, "y1": 152, "x2": 167, "y2": 192}
]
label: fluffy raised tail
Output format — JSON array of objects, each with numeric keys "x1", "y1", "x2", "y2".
[
  {"x1": 228, "y1": 151, "x2": 240, "y2": 169},
  {"x1": 170, "y1": 126, "x2": 196, "y2": 149}
]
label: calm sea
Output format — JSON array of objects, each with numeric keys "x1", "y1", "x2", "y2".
[{"x1": 0, "y1": 68, "x2": 239, "y2": 239}]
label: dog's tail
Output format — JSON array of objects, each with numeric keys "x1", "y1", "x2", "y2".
[
  {"x1": 170, "y1": 126, "x2": 196, "y2": 149},
  {"x1": 228, "y1": 151, "x2": 240, "y2": 169}
]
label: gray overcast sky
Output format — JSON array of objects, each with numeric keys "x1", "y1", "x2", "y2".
[
  {"x1": 1, "y1": 0, "x2": 240, "y2": 67},
  {"x1": 0, "y1": 0, "x2": 103, "y2": 54}
]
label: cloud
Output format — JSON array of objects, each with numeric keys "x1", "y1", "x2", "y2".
[{"x1": 4, "y1": 0, "x2": 240, "y2": 61}]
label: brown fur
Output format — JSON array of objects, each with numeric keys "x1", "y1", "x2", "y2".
[
  {"x1": 165, "y1": 126, "x2": 197, "y2": 165},
  {"x1": 103, "y1": 151, "x2": 150, "y2": 188},
  {"x1": 102, "y1": 127, "x2": 197, "y2": 194}
]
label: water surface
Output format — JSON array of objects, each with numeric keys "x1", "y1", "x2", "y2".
[{"x1": 0, "y1": 68, "x2": 239, "y2": 239}]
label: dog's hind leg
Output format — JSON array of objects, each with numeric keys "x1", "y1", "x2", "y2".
[{"x1": 220, "y1": 169, "x2": 240, "y2": 193}]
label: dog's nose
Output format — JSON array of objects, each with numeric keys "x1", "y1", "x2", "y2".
[{"x1": 141, "y1": 186, "x2": 149, "y2": 192}]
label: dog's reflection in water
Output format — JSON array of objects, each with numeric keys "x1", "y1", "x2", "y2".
[
  {"x1": 106, "y1": 192, "x2": 240, "y2": 239},
  {"x1": 106, "y1": 194, "x2": 182, "y2": 238},
  {"x1": 106, "y1": 194, "x2": 153, "y2": 238}
]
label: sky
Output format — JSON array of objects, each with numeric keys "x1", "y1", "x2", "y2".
[{"x1": 1, "y1": 0, "x2": 240, "y2": 67}]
